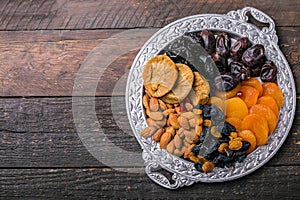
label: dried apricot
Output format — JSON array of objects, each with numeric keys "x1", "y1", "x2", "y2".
[
  {"x1": 226, "y1": 117, "x2": 242, "y2": 131},
  {"x1": 241, "y1": 114, "x2": 269, "y2": 146},
  {"x1": 225, "y1": 97, "x2": 248, "y2": 119},
  {"x1": 262, "y1": 82, "x2": 284, "y2": 107},
  {"x1": 249, "y1": 104, "x2": 277, "y2": 134},
  {"x1": 241, "y1": 78, "x2": 263, "y2": 97},
  {"x1": 238, "y1": 130, "x2": 257, "y2": 154},
  {"x1": 257, "y1": 96, "x2": 279, "y2": 117},
  {"x1": 239, "y1": 85, "x2": 259, "y2": 108}
]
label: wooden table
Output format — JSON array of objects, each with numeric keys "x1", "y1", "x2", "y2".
[{"x1": 0, "y1": 0, "x2": 299, "y2": 199}]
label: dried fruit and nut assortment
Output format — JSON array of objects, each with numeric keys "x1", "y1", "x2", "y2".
[{"x1": 140, "y1": 29, "x2": 284, "y2": 173}]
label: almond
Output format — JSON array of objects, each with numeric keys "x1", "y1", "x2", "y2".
[
  {"x1": 169, "y1": 113, "x2": 180, "y2": 129},
  {"x1": 178, "y1": 128, "x2": 185, "y2": 139},
  {"x1": 166, "y1": 104, "x2": 174, "y2": 109},
  {"x1": 173, "y1": 134, "x2": 183, "y2": 149},
  {"x1": 178, "y1": 116, "x2": 190, "y2": 130},
  {"x1": 140, "y1": 126, "x2": 157, "y2": 138},
  {"x1": 160, "y1": 131, "x2": 172, "y2": 149},
  {"x1": 181, "y1": 111, "x2": 196, "y2": 120},
  {"x1": 166, "y1": 140, "x2": 175, "y2": 154},
  {"x1": 152, "y1": 117, "x2": 167, "y2": 128},
  {"x1": 149, "y1": 97, "x2": 159, "y2": 111},
  {"x1": 142, "y1": 94, "x2": 149, "y2": 109},
  {"x1": 146, "y1": 118, "x2": 153, "y2": 126},
  {"x1": 173, "y1": 148, "x2": 184, "y2": 157},
  {"x1": 163, "y1": 109, "x2": 175, "y2": 117},
  {"x1": 158, "y1": 99, "x2": 168, "y2": 110},
  {"x1": 184, "y1": 129, "x2": 196, "y2": 141},
  {"x1": 185, "y1": 102, "x2": 193, "y2": 111},
  {"x1": 153, "y1": 128, "x2": 165, "y2": 142},
  {"x1": 165, "y1": 126, "x2": 175, "y2": 136},
  {"x1": 149, "y1": 111, "x2": 164, "y2": 121},
  {"x1": 145, "y1": 108, "x2": 151, "y2": 117},
  {"x1": 189, "y1": 118, "x2": 197, "y2": 128}
]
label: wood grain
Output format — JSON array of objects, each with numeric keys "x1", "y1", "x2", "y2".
[
  {"x1": 0, "y1": 0, "x2": 299, "y2": 31},
  {"x1": 0, "y1": 97, "x2": 299, "y2": 168},
  {"x1": 0, "y1": 27, "x2": 299, "y2": 97},
  {"x1": 0, "y1": 166, "x2": 299, "y2": 199}
]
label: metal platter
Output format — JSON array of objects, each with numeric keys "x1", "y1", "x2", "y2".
[{"x1": 125, "y1": 7, "x2": 296, "y2": 189}]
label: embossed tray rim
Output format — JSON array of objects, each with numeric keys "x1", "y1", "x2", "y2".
[{"x1": 125, "y1": 7, "x2": 296, "y2": 189}]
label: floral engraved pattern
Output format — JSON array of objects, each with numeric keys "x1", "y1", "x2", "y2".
[{"x1": 126, "y1": 7, "x2": 296, "y2": 189}]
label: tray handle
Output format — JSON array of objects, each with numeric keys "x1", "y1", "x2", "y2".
[
  {"x1": 227, "y1": 7, "x2": 278, "y2": 44},
  {"x1": 145, "y1": 161, "x2": 194, "y2": 189}
]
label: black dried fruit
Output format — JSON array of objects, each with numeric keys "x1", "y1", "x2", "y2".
[
  {"x1": 234, "y1": 150, "x2": 247, "y2": 162},
  {"x1": 191, "y1": 145, "x2": 201, "y2": 154},
  {"x1": 217, "y1": 122, "x2": 236, "y2": 137},
  {"x1": 260, "y1": 60, "x2": 277, "y2": 82},
  {"x1": 212, "y1": 52, "x2": 229, "y2": 73},
  {"x1": 214, "y1": 73, "x2": 239, "y2": 91},
  {"x1": 242, "y1": 44, "x2": 265, "y2": 67},
  {"x1": 194, "y1": 162, "x2": 203, "y2": 172},
  {"x1": 216, "y1": 32, "x2": 231, "y2": 58},
  {"x1": 230, "y1": 61, "x2": 250, "y2": 82},
  {"x1": 200, "y1": 29, "x2": 216, "y2": 54},
  {"x1": 230, "y1": 37, "x2": 251, "y2": 61},
  {"x1": 250, "y1": 65, "x2": 262, "y2": 77},
  {"x1": 241, "y1": 141, "x2": 251, "y2": 151},
  {"x1": 210, "y1": 105, "x2": 225, "y2": 124}
]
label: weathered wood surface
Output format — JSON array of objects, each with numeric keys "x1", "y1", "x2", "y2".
[
  {"x1": 0, "y1": 0, "x2": 299, "y2": 30},
  {"x1": 0, "y1": 166, "x2": 299, "y2": 199},
  {"x1": 0, "y1": 0, "x2": 299, "y2": 198},
  {"x1": 0, "y1": 27, "x2": 299, "y2": 96}
]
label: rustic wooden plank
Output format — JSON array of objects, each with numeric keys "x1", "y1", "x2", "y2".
[
  {"x1": 0, "y1": 97, "x2": 299, "y2": 168},
  {"x1": 0, "y1": 166, "x2": 298, "y2": 199},
  {"x1": 0, "y1": 27, "x2": 298, "y2": 97},
  {"x1": 0, "y1": 0, "x2": 299, "y2": 30}
]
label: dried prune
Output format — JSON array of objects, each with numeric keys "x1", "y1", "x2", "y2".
[
  {"x1": 212, "y1": 52, "x2": 228, "y2": 73},
  {"x1": 217, "y1": 122, "x2": 236, "y2": 137},
  {"x1": 230, "y1": 61, "x2": 250, "y2": 82},
  {"x1": 194, "y1": 162, "x2": 203, "y2": 172},
  {"x1": 234, "y1": 150, "x2": 247, "y2": 162},
  {"x1": 191, "y1": 145, "x2": 201, "y2": 154},
  {"x1": 242, "y1": 44, "x2": 265, "y2": 67},
  {"x1": 214, "y1": 73, "x2": 239, "y2": 91},
  {"x1": 200, "y1": 29, "x2": 216, "y2": 54},
  {"x1": 230, "y1": 37, "x2": 251, "y2": 61},
  {"x1": 241, "y1": 141, "x2": 251, "y2": 151},
  {"x1": 260, "y1": 60, "x2": 277, "y2": 82},
  {"x1": 210, "y1": 105, "x2": 225, "y2": 124},
  {"x1": 216, "y1": 32, "x2": 231, "y2": 58}
]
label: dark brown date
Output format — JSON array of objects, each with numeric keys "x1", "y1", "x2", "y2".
[
  {"x1": 230, "y1": 37, "x2": 251, "y2": 61},
  {"x1": 200, "y1": 29, "x2": 216, "y2": 54},
  {"x1": 230, "y1": 61, "x2": 250, "y2": 82},
  {"x1": 242, "y1": 44, "x2": 265, "y2": 67},
  {"x1": 260, "y1": 60, "x2": 277, "y2": 82},
  {"x1": 214, "y1": 73, "x2": 239, "y2": 92},
  {"x1": 216, "y1": 32, "x2": 231, "y2": 58},
  {"x1": 212, "y1": 52, "x2": 228, "y2": 73}
]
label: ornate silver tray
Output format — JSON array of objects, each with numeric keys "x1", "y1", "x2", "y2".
[{"x1": 125, "y1": 7, "x2": 296, "y2": 189}]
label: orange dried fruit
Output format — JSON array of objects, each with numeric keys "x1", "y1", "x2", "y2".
[
  {"x1": 239, "y1": 85, "x2": 259, "y2": 108},
  {"x1": 241, "y1": 114, "x2": 269, "y2": 146},
  {"x1": 215, "y1": 83, "x2": 241, "y2": 99},
  {"x1": 161, "y1": 63, "x2": 194, "y2": 104},
  {"x1": 226, "y1": 117, "x2": 242, "y2": 131},
  {"x1": 142, "y1": 55, "x2": 178, "y2": 97},
  {"x1": 257, "y1": 96, "x2": 279, "y2": 117},
  {"x1": 262, "y1": 82, "x2": 284, "y2": 107},
  {"x1": 249, "y1": 104, "x2": 277, "y2": 134},
  {"x1": 225, "y1": 97, "x2": 248, "y2": 120},
  {"x1": 210, "y1": 96, "x2": 226, "y2": 112},
  {"x1": 241, "y1": 78, "x2": 263, "y2": 97},
  {"x1": 238, "y1": 130, "x2": 257, "y2": 154}
]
